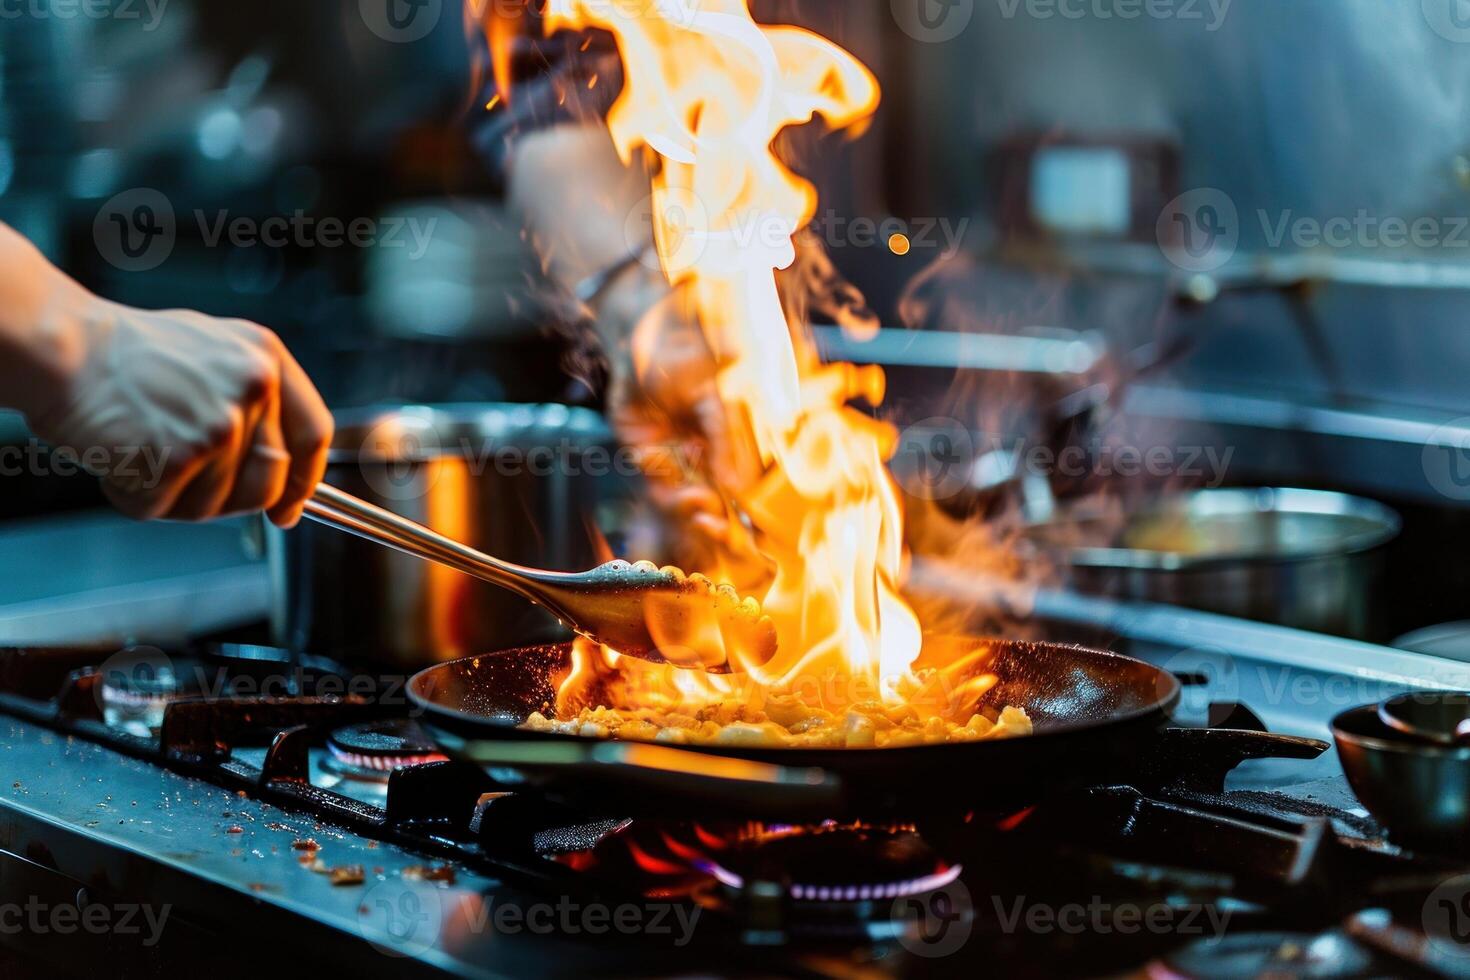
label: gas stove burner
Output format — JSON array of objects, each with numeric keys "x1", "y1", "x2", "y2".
[
  {"x1": 325, "y1": 719, "x2": 448, "y2": 780},
  {"x1": 97, "y1": 646, "x2": 201, "y2": 735},
  {"x1": 1154, "y1": 930, "x2": 1374, "y2": 979},
  {"x1": 98, "y1": 646, "x2": 192, "y2": 705},
  {"x1": 704, "y1": 822, "x2": 960, "y2": 904}
]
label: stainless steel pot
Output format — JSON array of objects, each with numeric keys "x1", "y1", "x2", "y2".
[
  {"x1": 1020, "y1": 488, "x2": 1401, "y2": 639},
  {"x1": 266, "y1": 404, "x2": 616, "y2": 668}
]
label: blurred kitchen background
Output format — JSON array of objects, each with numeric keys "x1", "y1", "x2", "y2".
[{"x1": 4, "y1": 0, "x2": 1470, "y2": 658}]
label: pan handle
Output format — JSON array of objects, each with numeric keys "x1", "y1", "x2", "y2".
[
  {"x1": 1155, "y1": 726, "x2": 1329, "y2": 760},
  {"x1": 443, "y1": 734, "x2": 843, "y2": 814},
  {"x1": 1145, "y1": 726, "x2": 1329, "y2": 795}
]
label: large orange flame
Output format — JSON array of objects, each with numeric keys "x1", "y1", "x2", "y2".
[{"x1": 549, "y1": 0, "x2": 921, "y2": 707}]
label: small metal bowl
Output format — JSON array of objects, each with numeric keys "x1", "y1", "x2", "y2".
[
  {"x1": 1378, "y1": 691, "x2": 1470, "y2": 746},
  {"x1": 1332, "y1": 704, "x2": 1470, "y2": 850}
]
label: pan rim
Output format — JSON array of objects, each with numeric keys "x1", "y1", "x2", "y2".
[
  {"x1": 406, "y1": 636, "x2": 1182, "y2": 758},
  {"x1": 1333, "y1": 703, "x2": 1470, "y2": 759}
]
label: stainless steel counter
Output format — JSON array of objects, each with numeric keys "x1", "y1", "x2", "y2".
[{"x1": 0, "y1": 513, "x2": 268, "y2": 646}]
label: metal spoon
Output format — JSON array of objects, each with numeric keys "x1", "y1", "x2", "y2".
[
  {"x1": 304, "y1": 484, "x2": 776, "y2": 673},
  {"x1": 1377, "y1": 691, "x2": 1470, "y2": 746}
]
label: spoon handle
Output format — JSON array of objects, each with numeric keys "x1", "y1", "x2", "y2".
[{"x1": 303, "y1": 484, "x2": 542, "y2": 603}]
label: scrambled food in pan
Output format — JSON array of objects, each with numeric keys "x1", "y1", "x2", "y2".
[
  {"x1": 522, "y1": 637, "x2": 1034, "y2": 749},
  {"x1": 521, "y1": 696, "x2": 1032, "y2": 749}
]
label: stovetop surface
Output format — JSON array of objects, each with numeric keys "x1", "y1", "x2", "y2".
[
  {"x1": 0, "y1": 717, "x2": 729, "y2": 979},
  {"x1": 2, "y1": 633, "x2": 1470, "y2": 979}
]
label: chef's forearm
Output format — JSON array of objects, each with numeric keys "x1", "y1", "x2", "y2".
[{"x1": 0, "y1": 223, "x2": 91, "y2": 416}]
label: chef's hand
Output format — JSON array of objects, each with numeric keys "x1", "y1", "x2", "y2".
[
  {"x1": 509, "y1": 125, "x2": 753, "y2": 547},
  {"x1": 36, "y1": 304, "x2": 334, "y2": 528},
  {"x1": 0, "y1": 223, "x2": 333, "y2": 528},
  {"x1": 607, "y1": 287, "x2": 748, "y2": 546}
]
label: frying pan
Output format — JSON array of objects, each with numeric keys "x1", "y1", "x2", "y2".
[{"x1": 407, "y1": 636, "x2": 1219, "y2": 818}]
